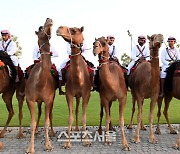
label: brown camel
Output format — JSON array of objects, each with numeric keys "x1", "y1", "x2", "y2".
[
  {"x1": 56, "y1": 26, "x2": 91, "y2": 148},
  {"x1": 93, "y1": 37, "x2": 130, "y2": 150},
  {"x1": 0, "y1": 51, "x2": 25, "y2": 138},
  {"x1": 155, "y1": 61, "x2": 180, "y2": 135},
  {"x1": 128, "y1": 34, "x2": 164, "y2": 143},
  {"x1": 25, "y1": 18, "x2": 56, "y2": 154}
]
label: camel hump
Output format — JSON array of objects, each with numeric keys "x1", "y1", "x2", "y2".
[{"x1": 0, "y1": 50, "x2": 16, "y2": 82}]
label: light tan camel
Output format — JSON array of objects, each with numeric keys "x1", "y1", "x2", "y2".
[
  {"x1": 56, "y1": 26, "x2": 91, "y2": 148},
  {"x1": 92, "y1": 37, "x2": 130, "y2": 150},
  {"x1": 155, "y1": 60, "x2": 180, "y2": 135},
  {"x1": 128, "y1": 34, "x2": 164, "y2": 143},
  {"x1": 25, "y1": 18, "x2": 56, "y2": 154},
  {"x1": 0, "y1": 51, "x2": 25, "y2": 138}
]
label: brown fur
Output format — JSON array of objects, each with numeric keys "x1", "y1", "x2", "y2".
[
  {"x1": 93, "y1": 37, "x2": 130, "y2": 150},
  {"x1": 128, "y1": 34, "x2": 164, "y2": 144},
  {"x1": 56, "y1": 26, "x2": 91, "y2": 148},
  {"x1": 25, "y1": 18, "x2": 56, "y2": 154},
  {"x1": 0, "y1": 58, "x2": 25, "y2": 138},
  {"x1": 155, "y1": 62, "x2": 180, "y2": 134}
]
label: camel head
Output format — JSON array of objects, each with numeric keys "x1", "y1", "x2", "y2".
[
  {"x1": 35, "y1": 18, "x2": 53, "y2": 42},
  {"x1": 56, "y1": 26, "x2": 84, "y2": 45},
  {"x1": 93, "y1": 37, "x2": 108, "y2": 56},
  {"x1": 147, "y1": 34, "x2": 164, "y2": 49}
]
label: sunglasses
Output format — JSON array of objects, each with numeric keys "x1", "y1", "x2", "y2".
[{"x1": 109, "y1": 37, "x2": 114, "y2": 39}]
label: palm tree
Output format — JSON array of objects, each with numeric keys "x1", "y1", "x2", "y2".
[{"x1": 121, "y1": 53, "x2": 131, "y2": 67}]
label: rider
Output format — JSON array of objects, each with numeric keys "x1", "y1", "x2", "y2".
[
  {"x1": 107, "y1": 35, "x2": 120, "y2": 63},
  {"x1": 127, "y1": 35, "x2": 150, "y2": 75},
  {"x1": 0, "y1": 30, "x2": 19, "y2": 82},
  {"x1": 159, "y1": 36, "x2": 180, "y2": 97},
  {"x1": 58, "y1": 42, "x2": 95, "y2": 95}
]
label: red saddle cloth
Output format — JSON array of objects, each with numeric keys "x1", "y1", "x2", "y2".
[
  {"x1": 174, "y1": 66, "x2": 180, "y2": 77},
  {"x1": 18, "y1": 66, "x2": 24, "y2": 80},
  {"x1": 25, "y1": 62, "x2": 58, "y2": 80}
]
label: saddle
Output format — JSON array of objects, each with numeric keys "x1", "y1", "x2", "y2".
[
  {"x1": 0, "y1": 51, "x2": 18, "y2": 82},
  {"x1": 25, "y1": 62, "x2": 58, "y2": 80}
]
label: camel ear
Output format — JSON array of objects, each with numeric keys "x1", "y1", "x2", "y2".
[
  {"x1": 147, "y1": 35, "x2": 151, "y2": 40},
  {"x1": 80, "y1": 26, "x2": 84, "y2": 32},
  {"x1": 35, "y1": 31, "x2": 38, "y2": 35},
  {"x1": 95, "y1": 37, "x2": 97, "y2": 41}
]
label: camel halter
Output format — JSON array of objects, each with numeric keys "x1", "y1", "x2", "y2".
[
  {"x1": 39, "y1": 27, "x2": 51, "y2": 53},
  {"x1": 95, "y1": 40, "x2": 109, "y2": 67},
  {"x1": 68, "y1": 28, "x2": 83, "y2": 57}
]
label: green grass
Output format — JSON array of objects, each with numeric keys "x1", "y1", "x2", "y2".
[{"x1": 0, "y1": 91, "x2": 179, "y2": 127}]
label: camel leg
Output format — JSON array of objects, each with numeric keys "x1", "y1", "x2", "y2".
[
  {"x1": 16, "y1": 93, "x2": 25, "y2": 138},
  {"x1": 148, "y1": 99, "x2": 157, "y2": 143},
  {"x1": 49, "y1": 103, "x2": 55, "y2": 137},
  {"x1": 82, "y1": 95, "x2": 91, "y2": 147},
  {"x1": 103, "y1": 99, "x2": 111, "y2": 145},
  {"x1": 16, "y1": 83, "x2": 25, "y2": 138},
  {"x1": 163, "y1": 96, "x2": 177, "y2": 134},
  {"x1": 26, "y1": 101, "x2": 36, "y2": 154},
  {"x1": 35, "y1": 102, "x2": 42, "y2": 134},
  {"x1": 74, "y1": 97, "x2": 80, "y2": 131},
  {"x1": 44, "y1": 103, "x2": 53, "y2": 151},
  {"x1": 127, "y1": 97, "x2": 136, "y2": 129},
  {"x1": 133, "y1": 98, "x2": 143, "y2": 143},
  {"x1": 140, "y1": 100, "x2": 146, "y2": 130},
  {"x1": 109, "y1": 101, "x2": 115, "y2": 131},
  {"x1": 118, "y1": 97, "x2": 130, "y2": 151},
  {"x1": 174, "y1": 127, "x2": 180, "y2": 149},
  {"x1": 0, "y1": 91, "x2": 15, "y2": 138},
  {"x1": 98, "y1": 104, "x2": 103, "y2": 135},
  {"x1": 155, "y1": 96, "x2": 164, "y2": 135},
  {"x1": 63, "y1": 96, "x2": 74, "y2": 149}
]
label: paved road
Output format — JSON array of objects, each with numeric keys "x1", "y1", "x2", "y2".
[{"x1": 0, "y1": 124, "x2": 179, "y2": 154}]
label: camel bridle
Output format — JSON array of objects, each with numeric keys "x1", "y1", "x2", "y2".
[{"x1": 67, "y1": 28, "x2": 83, "y2": 57}]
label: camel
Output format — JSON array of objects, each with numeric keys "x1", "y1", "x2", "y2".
[
  {"x1": 25, "y1": 18, "x2": 56, "y2": 154},
  {"x1": 0, "y1": 51, "x2": 25, "y2": 138},
  {"x1": 92, "y1": 37, "x2": 130, "y2": 150},
  {"x1": 56, "y1": 26, "x2": 91, "y2": 148},
  {"x1": 155, "y1": 60, "x2": 180, "y2": 135},
  {"x1": 128, "y1": 34, "x2": 164, "y2": 143}
]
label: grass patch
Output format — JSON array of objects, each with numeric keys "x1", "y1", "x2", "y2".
[{"x1": 0, "y1": 91, "x2": 179, "y2": 127}]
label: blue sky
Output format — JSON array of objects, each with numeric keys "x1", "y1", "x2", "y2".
[{"x1": 1, "y1": 0, "x2": 180, "y2": 69}]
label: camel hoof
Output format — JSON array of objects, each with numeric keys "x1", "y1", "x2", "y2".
[
  {"x1": 17, "y1": 132, "x2": 25, "y2": 139},
  {"x1": 49, "y1": 131, "x2": 56, "y2": 137},
  {"x1": 140, "y1": 126, "x2": 147, "y2": 131},
  {"x1": 74, "y1": 127, "x2": 80, "y2": 131},
  {"x1": 149, "y1": 138, "x2": 157, "y2": 144},
  {"x1": 63, "y1": 142, "x2": 72, "y2": 149},
  {"x1": 44, "y1": 145, "x2": 53, "y2": 152},
  {"x1": 170, "y1": 129, "x2": 177, "y2": 134},
  {"x1": 83, "y1": 141, "x2": 92, "y2": 147},
  {"x1": 154, "y1": 128, "x2": 161, "y2": 135},
  {"x1": 26, "y1": 146, "x2": 35, "y2": 154},
  {"x1": 0, "y1": 133, "x2": 5, "y2": 138},
  {"x1": 127, "y1": 125, "x2": 133, "y2": 129},
  {"x1": 132, "y1": 138, "x2": 140, "y2": 144},
  {"x1": 123, "y1": 144, "x2": 131, "y2": 151}
]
